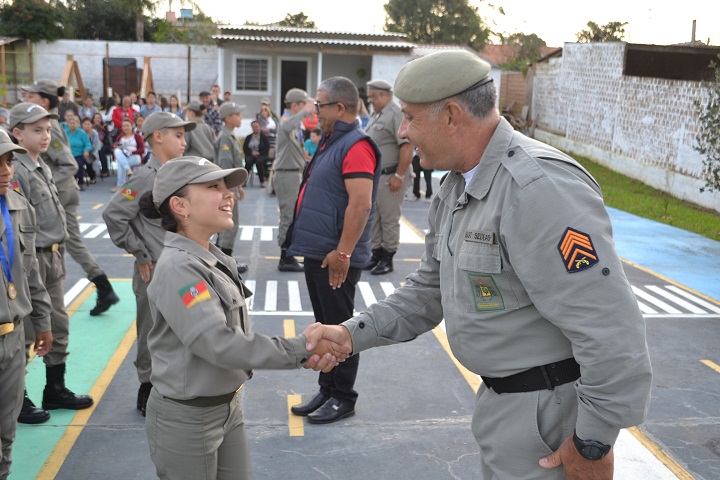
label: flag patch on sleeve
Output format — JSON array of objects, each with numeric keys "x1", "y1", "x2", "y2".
[
  {"x1": 121, "y1": 187, "x2": 137, "y2": 200},
  {"x1": 558, "y1": 227, "x2": 598, "y2": 273},
  {"x1": 179, "y1": 280, "x2": 211, "y2": 309},
  {"x1": 11, "y1": 181, "x2": 19, "y2": 192},
  {"x1": 221, "y1": 144, "x2": 230, "y2": 151}
]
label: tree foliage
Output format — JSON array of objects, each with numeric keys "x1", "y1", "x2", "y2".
[
  {"x1": 63, "y1": 0, "x2": 145, "y2": 41},
  {"x1": 498, "y1": 32, "x2": 546, "y2": 74},
  {"x1": 576, "y1": 21, "x2": 627, "y2": 43},
  {"x1": 278, "y1": 12, "x2": 316, "y2": 29},
  {"x1": 0, "y1": 0, "x2": 65, "y2": 42},
  {"x1": 151, "y1": 11, "x2": 216, "y2": 44},
  {"x1": 384, "y1": 0, "x2": 490, "y2": 50},
  {"x1": 694, "y1": 56, "x2": 720, "y2": 193}
]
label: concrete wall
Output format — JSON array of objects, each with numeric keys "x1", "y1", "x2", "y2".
[
  {"x1": 532, "y1": 42, "x2": 720, "y2": 212},
  {"x1": 32, "y1": 40, "x2": 217, "y2": 104}
]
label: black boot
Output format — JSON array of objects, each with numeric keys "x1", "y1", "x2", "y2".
[
  {"x1": 363, "y1": 248, "x2": 382, "y2": 270},
  {"x1": 278, "y1": 248, "x2": 304, "y2": 272},
  {"x1": 42, "y1": 364, "x2": 94, "y2": 410},
  {"x1": 370, "y1": 249, "x2": 395, "y2": 275},
  {"x1": 18, "y1": 389, "x2": 50, "y2": 424},
  {"x1": 137, "y1": 382, "x2": 153, "y2": 417},
  {"x1": 89, "y1": 273, "x2": 120, "y2": 316}
]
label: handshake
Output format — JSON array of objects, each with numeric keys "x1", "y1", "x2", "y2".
[{"x1": 301, "y1": 323, "x2": 354, "y2": 373}]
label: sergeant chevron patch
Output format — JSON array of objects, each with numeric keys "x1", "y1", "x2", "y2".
[{"x1": 558, "y1": 227, "x2": 598, "y2": 273}]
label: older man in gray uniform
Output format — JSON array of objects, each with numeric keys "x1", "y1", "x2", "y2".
[
  {"x1": 274, "y1": 88, "x2": 315, "y2": 272},
  {"x1": 305, "y1": 50, "x2": 652, "y2": 480},
  {"x1": 364, "y1": 79, "x2": 413, "y2": 275},
  {"x1": 20, "y1": 80, "x2": 119, "y2": 316},
  {"x1": 183, "y1": 101, "x2": 216, "y2": 161}
]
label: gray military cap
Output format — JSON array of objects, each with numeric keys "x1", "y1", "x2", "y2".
[
  {"x1": 8, "y1": 103, "x2": 58, "y2": 130},
  {"x1": 21, "y1": 79, "x2": 60, "y2": 97},
  {"x1": 367, "y1": 79, "x2": 393, "y2": 92},
  {"x1": 261, "y1": 97, "x2": 271, "y2": 105},
  {"x1": 185, "y1": 101, "x2": 205, "y2": 113},
  {"x1": 219, "y1": 102, "x2": 246, "y2": 120},
  {"x1": 284, "y1": 88, "x2": 310, "y2": 104},
  {"x1": 143, "y1": 111, "x2": 196, "y2": 138},
  {"x1": 394, "y1": 50, "x2": 492, "y2": 104},
  {"x1": 153, "y1": 156, "x2": 248, "y2": 208},
  {"x1": 0, "y1": 129, "x2": 27, "y2": 157}
]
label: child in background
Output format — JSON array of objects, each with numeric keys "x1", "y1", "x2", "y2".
[{"x1": 303, "y1": 128, "x2": 322, "y2": 162}]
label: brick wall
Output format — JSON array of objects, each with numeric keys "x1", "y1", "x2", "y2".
[{"x1": 531, "y1": 42, "x2": 719, "y2": 212}]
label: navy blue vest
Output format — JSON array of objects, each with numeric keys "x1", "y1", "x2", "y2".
[{"x1": 287, "y1": 119, "x2": 381, "y2": 268}]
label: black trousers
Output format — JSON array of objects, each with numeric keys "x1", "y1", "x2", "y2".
[
  {"x1": 304, "y1": 258, "x2": 361, "y2": 404},
  {"x1": 244, "y1": 154, "x2": 267, "y2": 184},
  {"x1": 412, "y1": 155, "x2": 432, "y2": 199}
]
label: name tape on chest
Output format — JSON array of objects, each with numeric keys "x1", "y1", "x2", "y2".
[
  {"x1": 558, "y1": 227, "x2": 598, "y2": 273},
  {"x1": 464, "y1": 230, "x2": 496, "y2": 245}
]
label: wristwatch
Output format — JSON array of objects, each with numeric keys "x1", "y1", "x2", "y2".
[
  {"x1": 572, "y1": 431, "x2": 611, "y2": 461},
  {"x1": 336, "y1": 250, "x2": 351, "y2": 262}
]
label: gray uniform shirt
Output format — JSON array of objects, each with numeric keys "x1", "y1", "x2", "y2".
[
  {"x1": 12, "y1": 153, "x2": 67, "y2": 247},
  {"x1": 147, "y1": 232, "x2": 310, "y2": 399},
  {"x1": 344, "y1": 118, "x2": 652, "y2": 445},
  {"x1": 366, "y1": 101, "x2": 409, "y2": 170},
  {"x1": 185, "y1": 119, "x2": 216, "y2": 161},
  {"x1": 1, "y1": 190, "x2": 52, "y2": 333},
  {"x1": 214, "y1": 127, "x2": 242, "y2": 169},
  {"x1": 273, "y1": 110, "x2": 309, "y2": 170},
  {"x1": 103, "y1": 155, "x2": 165, "y2": 264},
  {"x1": 42, "y1": 115, "x2": 79, "y2": 185}
]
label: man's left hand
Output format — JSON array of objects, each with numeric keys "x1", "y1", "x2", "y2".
[
  {"x1": 387, "y1": 175, "x2": 404, "y2": 195},
  {"x1": 322, "y1": 250, "x2": 350, "y2": 290},
  {"x1": 539, "y1": 434, "x2": 614, "y2": 480}
]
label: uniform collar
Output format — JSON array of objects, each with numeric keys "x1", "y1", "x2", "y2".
[
  {"x1": 13, "y1": 152, "x2": 43, "y2": 172},
  {"x1": 163, "y1": 231, "x2": 236, "y2": 274},
  {"x1": 464, "y1": 117, "x2": 515, "y2": 201},
  {"x1": 145, "y1": 154, "x2": 163, "y2": 171}
]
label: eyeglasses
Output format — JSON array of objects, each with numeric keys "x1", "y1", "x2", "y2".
[{"x1": 314, "y1": 101, "x2": 339, "y2": 111}]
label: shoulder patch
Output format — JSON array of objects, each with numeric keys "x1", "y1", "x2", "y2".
[
  {"x1": 11, "y1": 181, "x2": 19, "y2": 192},
  {"x1": 121, "y1": 186, "x2": 137, "y2": 200},
  {"x1": 179, "y1": 280, "x2": 211, "y2": 309},
  {"x1": 558, "y1": 227, "x2": 598, "y2": 273}
]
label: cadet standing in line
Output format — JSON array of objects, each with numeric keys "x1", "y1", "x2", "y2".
[
  {"x1": 139, "y1": 157, "x2": 345, "y2": 480},
  {"x1": 305, "y1": 51, "x2": 652, "y2": 479},
  {"x1": 103, "y1": 112, "x2": 195, "y2": 416},
  {"x1": 213, "y1": 102, "x2": 247, "y2": 272},
  {"x1": 9, "y1": 103, "x2": 94, "y2": 421},
  {"x1": 20, "y1": 80, "x2": 119, "y2": 316},
  {"x1": 363, "y1": 79, "x2": 413, "y2": 275},
  {"x1": 274, "y1": 88, "x2": 315, "y2": 272},
  {"x1": 183, "y1": 101, "x2": 216, "y2": 161},
  {"x1": 0, "y1": 130, "x2": 53, "y2": 480}
]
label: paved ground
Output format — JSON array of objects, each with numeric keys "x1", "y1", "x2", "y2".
[{"x1": 10, "y1": 173, "x2": 720, "y2": 479}]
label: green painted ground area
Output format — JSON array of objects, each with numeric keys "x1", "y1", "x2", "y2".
[{"x1": 12, "y1": 280, "x2": 135, "y2": 480}]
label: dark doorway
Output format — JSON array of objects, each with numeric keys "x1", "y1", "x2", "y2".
[
  {"x1": 103, "y1": 58, "x2": 142, "y2": 100},
  {"x1": 280, "y1": 60, "x2": 308, "y2": 110}
]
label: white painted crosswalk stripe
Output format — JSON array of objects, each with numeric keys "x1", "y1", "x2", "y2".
[
  {"x1": 288, "y1": 281, "x2": 302, "y2": 311},
  {"x1": 631, "y1": 286, "x2": 682, "y2": 314},
  {"x1": 264, "y1": 280, "x2": 278, "y2": 311},
  {"x1": 665, "y1": 285, "x2": 720, "y2": 314},
  {"x1": 244, "y1": 280, "x2": 256, "y2": 311},
  {"x1": 645, "y1": 285, "x2": 706, "y2": 314},
  {"x1": 358, "y1": 281, "x2": 377, "y2": 307}
]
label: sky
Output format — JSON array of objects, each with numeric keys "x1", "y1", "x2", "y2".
[{"x1": 186, "y1": 0, "x2": 718, "y2": 47}]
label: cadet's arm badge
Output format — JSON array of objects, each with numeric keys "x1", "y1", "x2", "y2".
[{"x1": 557, "y1": 227, "x2": 598, "y2": 273}]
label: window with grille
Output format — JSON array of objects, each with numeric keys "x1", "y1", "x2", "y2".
[{"x1": 235, "y1": 58, "x2": 268, "y2": 91}]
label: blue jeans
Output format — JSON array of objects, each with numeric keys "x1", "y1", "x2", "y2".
[{"x1": 114, "y1": 148, "x2": 142, "y2": 187}]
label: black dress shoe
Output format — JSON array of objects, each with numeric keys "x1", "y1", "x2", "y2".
[
  {"x1": 306, "y1": 397, "x2": 355, "y2": 424},
  {"x1": 291, "y1": 392, "x2": 330, "y2": 416},
  {"x1": 18, "y1": 391, "x2": 50, "y2": 424},
  {"x1": 237, "y1": 263, "x2": 249, "y2": 274}
]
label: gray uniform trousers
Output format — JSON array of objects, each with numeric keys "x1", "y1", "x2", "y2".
[
  {"x1": 146, "y1": 388, "x2": 249, "y2": 480},
  {"x1": 371, "y1": 172, "x2": 410, "y2": 252},
  {"x1": 56, "y1": 178, "x2": 103, "y2": 280},
  {"x1": 216, "y1": 188, "x2": 240, "y2": 251},
  {"x1": 133, "y1": 263, "x2": 152, "y2": 384},
  {"x1": 0, "y1": 322, "x2": 24, "y2": 480},
  {"x1": 473, "y1": 382, "x2": 577, "y2": 479},
  {"x1": 274, "y1": 170, "x2": 303, "y2": 248}
]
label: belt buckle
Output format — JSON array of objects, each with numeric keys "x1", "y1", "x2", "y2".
[
  {"x1": 51, "y1": 243, "x2": 59, "y2": 252},
  {"x1": 0, "y1": 322, "x2": 15, "y2": 336}
]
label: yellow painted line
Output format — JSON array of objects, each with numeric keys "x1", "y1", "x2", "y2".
[
  {"x1": 92, "y1": 203, "x2": 104, "y2": 210},
  {"x1": 701, "y1": 359, "x2": 720, "y2": 374},
  {"x1": 266, "y1": 255, "x2": 280, "y2": 260},
  {"x1": 627, "y1": 427, "x2": 696, "y2": 480},
  {"x1": 403, "y1": 258, "x2": 421, "y2": 262},
  {"x1": 287, "y1": 394, "x2": 304, "y2": 437},
  {"x1": 400, "y1": 215, "x2": 425, "y2": 239},
  {"x1": 431, "y1": 326, "x2": 481, "y2": 393},
  {"x1": 36, "y1": 320, "x2": 138, "y2": 480}
]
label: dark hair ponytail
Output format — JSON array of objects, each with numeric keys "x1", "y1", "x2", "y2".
[{"x1": 139, "y1": 188, "x2": 187, "y2": 233}]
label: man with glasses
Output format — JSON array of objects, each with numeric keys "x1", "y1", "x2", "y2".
[
  {"x1": 287, "y1": 77, "x2": 381, "y2": 424},
  {"x1": 274, "y1": 88, "x2": 314, "y2": 272}
]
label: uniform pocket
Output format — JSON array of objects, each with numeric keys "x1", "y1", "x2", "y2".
[{"x1": 456, "y1": 242, "x2": 520, "y2": 312}]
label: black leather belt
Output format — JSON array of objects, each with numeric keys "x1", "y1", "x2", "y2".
[
  {"x1": 165, "y1": 385, "x2": 243, "y2": 407},
  {"x1": 36, "y1": 243, "x2": 61, "y2": 253},
  {"x1": 380, "y1": 165, "x2": 398, "y2": 175},
  {"x1": 481, "y1": 358, "x2": 580, "y2": 394}
]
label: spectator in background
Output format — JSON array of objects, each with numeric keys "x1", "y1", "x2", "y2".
[
  {"x1": 112, "y1": 96, "x2": 136, "y2": 131},
  {"x1": 159, "y1": 95, "x2": 168, "y2": 111},
  {"x1": 63, "y1": 115, "x2": 94, "y2": 190},
  {"x1": 199, "y1": 91, "x2": 222, "y2": 134},
  {"x1": 0, "y1": 107, "x2": 9, "y2": 132},
  {"x1": 303, "y1": 127, "x2": 321, "y2": 161},
  {"x1": 357, "y1": 98, "x2": 371, "y2": 130},
  {"x1": 58, "y1": 90, "x2": 79, "y2": 121},
  {"x1": 139, "y1": 91, "x2": 162, "y2": 117},
  {"x1": 302, "y1": 110, "x2": 319, "y2": 140},
  {"x1": 183, "y1": 101, "x2": 215, "y2": 161},
  {"x1": 79, "y1": 96, "x2": 98, "y2": 120},
  {"x1": 112, "y1": 118, "x2": 144, "y2": 192},
  {"x1": 411, "y1": 148, "x2": 433, "y2": 200},
  {"x1": 129, "y1": 92, "x2": 140, "y2": 112},
  {"x1": 223, "y1": 91, "x2": 232, "y2": 103},
  {"x1": 101, "y1": 96, "x2": 116, "y2": 125},
  {"x1": 243, "y1": 120, "x2": 270, "y2": 188},
  {"x1": 257, "y1": 98, "x2": 279, "y2": 158},
  {"x1": 135, "y1": 114, "x2": 152, "y2": 163},
  {"x1": 164, "y1": 94, "x2": 184, "y2": 118},
  {"x1": 92, "y1": 112, "x2": 112, "y2": 177},
  {"x1": 211, "y1": 84, "x2": 223, "y2": 107},
  {"x1": 81, "y1": 116, "x2": 100, "y2": 179}
]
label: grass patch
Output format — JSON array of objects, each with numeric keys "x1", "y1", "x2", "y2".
[{"x1": 572, "y1": 154, "x2": 720, "y2": 242}]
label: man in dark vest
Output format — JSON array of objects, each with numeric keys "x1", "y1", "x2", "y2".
[{"x1": 287, "y1": 77, "x2": 381, "y2": 424}]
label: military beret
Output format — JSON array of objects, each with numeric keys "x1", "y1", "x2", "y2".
[
  {"x1": 143, "y1": 111, "x2": 196, "y2": 138},
  {"x1": 394, "y1": 50, "x2": 492, "y2": 104},
  {"x1": 9, "y1": 102, "x2": 58, "y2": 130},
  {"x1": 219, "y1": 102, "x2": 246, "y2": 120},
  {"x1": 366, "y1": 79, "x2": 393, "y2": 92}
]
